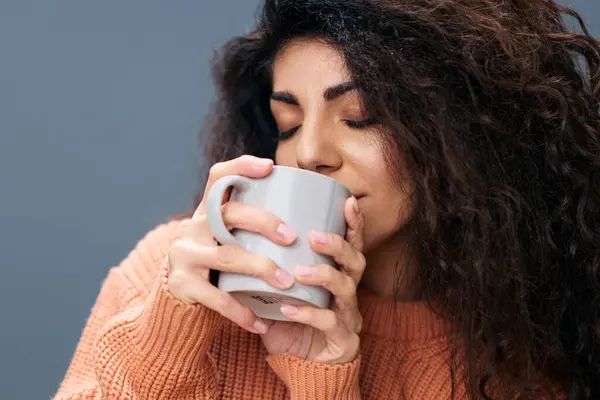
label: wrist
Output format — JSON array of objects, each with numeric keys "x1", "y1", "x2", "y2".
[
  {"x1": 95, "y1": 260, "x2": 224, "y2": 383},
  {"x1": 267, "y1": 353, "x2": 361, "y2": 399}
]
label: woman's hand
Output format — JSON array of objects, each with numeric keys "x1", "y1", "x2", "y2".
[
  {"x1": 167, "y1": 155, "x2": 298, "y2": 334},
  {"x1": 260, "y1": 197, "x2": 366, "y2": 364},
  {"x1": 167, "y1": 154, "x2": 366, "y2": 364}
]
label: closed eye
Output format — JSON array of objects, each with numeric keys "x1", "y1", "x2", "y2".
[
  {"x1": 276, "y1": 126, "x2": 301, "y2": 141},
  {"x1": 275, "y1": 118, "x2": 377, "y2": 142},
  {"x1": 343, "y1": 118, "x2": 377, "y2": 129}
]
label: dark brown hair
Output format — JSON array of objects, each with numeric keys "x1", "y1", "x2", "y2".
[{"x1": 199, "y1": 0, "x2": 600, "y2": 398}]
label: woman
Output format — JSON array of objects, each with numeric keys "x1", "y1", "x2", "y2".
[{"x1": 55, "y1": 0, "x2": 600, "y2": 399}]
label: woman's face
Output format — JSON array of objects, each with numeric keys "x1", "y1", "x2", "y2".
[{"x1": 272, "y1": 39, "x2": 413, "y2": 253}]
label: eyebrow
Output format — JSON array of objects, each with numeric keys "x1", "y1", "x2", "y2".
[{"x1": 270, "y1": 81, "x2": 356, "y2": 105}]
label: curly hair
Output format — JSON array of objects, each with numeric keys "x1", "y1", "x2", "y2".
[{"x1": 198, "y1": 0, "x2": 600, "y2": 398}]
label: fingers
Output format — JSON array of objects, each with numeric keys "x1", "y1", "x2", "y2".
[
  {"x1": 280, "y1": 304, "x2": 360, "y2": 363},
  {"x1": 168, "y1": 270, "x2": 269, "y2": 334},
  {"x1": 344, "y1": 197, "x2": 365, "y2": 253},
  {"x1": 179, "y1": 200, "x2": 296, "y2": 249},
  {"x1": 195, "y1": 155, "x2": 274, "y2": 217},
  {"x1": 168, "y1": 238, "x2": 294, "y2": 290},
  {"x1": 280, "y1": 305, "x2": 338, "y2": 334},
  {"x1": 221, "y1": 201, "x2": 297, "y2": 246},
  {"x1": 300, "y1": 198, "x2": 365, "y2": 334},
  {"x1": 293, "y1": 263, "x2": 362, "y2": 333},
  {"x1": 308, "y1": 229, "x2": 367, "y2": 285}
]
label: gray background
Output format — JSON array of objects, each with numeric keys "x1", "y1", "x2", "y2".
[{"x1": 0, "y1": 1, "x2": 597, "y2": 399}]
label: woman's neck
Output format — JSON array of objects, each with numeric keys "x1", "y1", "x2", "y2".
[{"x1": 360, "y1": 232, "x2": 422, "y2": 301}]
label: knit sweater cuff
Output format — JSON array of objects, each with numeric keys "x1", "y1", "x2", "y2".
[
  {"x1": 94, "y1": 260, "x2": 224, "y2": 397},
  {"x1": 267, "y1": 354, "x2": 361, "y2": 400}
]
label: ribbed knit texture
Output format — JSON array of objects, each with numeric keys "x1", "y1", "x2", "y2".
[{"x1": 53, "y1": 221, "x2": 472, "y2": 399}]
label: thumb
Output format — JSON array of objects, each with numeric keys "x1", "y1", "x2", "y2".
[{"x1": 344, "y1": 197, "x2": 364, "y2": 252}]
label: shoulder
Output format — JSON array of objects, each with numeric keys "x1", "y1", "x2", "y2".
[
  {"x1": 131, "y1": 219, "x2": 183, "y2": 262},
  {"x1": 115, "y1": 219, "x2": 184, "y2": 297}
]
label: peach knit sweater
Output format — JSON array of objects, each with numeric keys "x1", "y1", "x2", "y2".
[{"x1": 54, "y1": 220, "x2": 467, "y2": 400}]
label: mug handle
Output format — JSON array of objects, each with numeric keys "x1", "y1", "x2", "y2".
[{"x1": 205, "y1": 175, "x2": 253, "y2": 248}]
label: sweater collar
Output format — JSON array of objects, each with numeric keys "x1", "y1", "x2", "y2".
[{"x1": 357, "y1": 290, "x2": 450, "y2": 341}]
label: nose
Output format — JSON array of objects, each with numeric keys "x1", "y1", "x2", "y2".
[{"x1": 294, "y1": 120, "x2": 343, "y2": 174}]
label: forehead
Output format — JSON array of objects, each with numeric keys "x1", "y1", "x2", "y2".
[{"x1": 272, "y1": 39, "x2": 350, "y2": 88}]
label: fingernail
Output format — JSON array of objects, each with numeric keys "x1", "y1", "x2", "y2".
[
  {"x1": 294, "y1": 265, "x2": 315, "y2": 277},
  {"x1": 311, "y1": 231, "x2": 330, "y2": 245},
  {"x1": 253, "y1": 158, "x2": 273, "y2": 168},
  {"x1": 352, "y1": 197, "x2": 360, "y2": 214},
  {"x1": 277, "y1": 223, "x2": 296, "y2": 241},
  {"x1": 253, "y1": 319, "x2": 269, "y2": 334},
  {"x1": 281, "y1": 304, "x2": 298, "y2": 316},
  {"x1": 275, "y1": 268, "x2": 294, "y2": 287}
]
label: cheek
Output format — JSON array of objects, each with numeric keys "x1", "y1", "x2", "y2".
[
  {"x1": 356, "y1": 142, "x2": 414, "y2": 250},
  {"x1": 274, "y1": 141, "x2": 297, "y2": 167},
  {"x1": 343, "y1": 137, "x2": 385, "y2": 182},
  {"x1": 362, "y1": 186, "x2": 413, "y2": 252}
]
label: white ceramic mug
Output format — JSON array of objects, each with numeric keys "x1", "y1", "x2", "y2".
[{"x1": 205, "y1": 165, "x2": 351, "y2": 321}]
